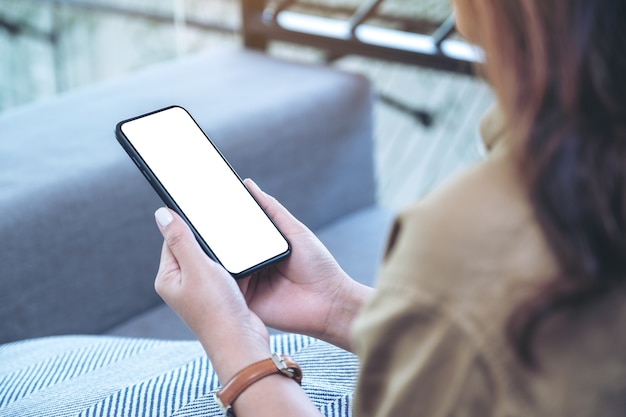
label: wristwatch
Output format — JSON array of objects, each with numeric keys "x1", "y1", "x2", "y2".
[{"x1": 214, "y1": 353, "x2": 303, "y2": 416}]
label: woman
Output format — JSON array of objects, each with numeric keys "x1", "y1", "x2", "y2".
[{"x1": 154, "y1": 0, "x2": 626, "y2": 415}]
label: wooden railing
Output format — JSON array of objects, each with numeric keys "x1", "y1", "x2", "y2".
[{"x1": 241, "y1": 0, "x2": 482, "y2": 75}]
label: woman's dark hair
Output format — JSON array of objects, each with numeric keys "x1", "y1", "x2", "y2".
[{"x1": 477, "y1": 0, "x2": 626, "y2": 367}]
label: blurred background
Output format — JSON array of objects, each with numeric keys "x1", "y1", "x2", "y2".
[{"x1": 0, "y1": 0, "x2": 493, "y2": 209}]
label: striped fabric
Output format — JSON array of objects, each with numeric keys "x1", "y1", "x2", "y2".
[{"x1": 0, "y1": 334, "x2": 358, "y2": 417}]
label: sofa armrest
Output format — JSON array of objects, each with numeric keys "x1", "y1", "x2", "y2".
[{"x1": 0, "y1": 49, "x2": 375, "y2": 343}]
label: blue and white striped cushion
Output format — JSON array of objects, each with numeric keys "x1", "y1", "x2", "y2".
[{"x1": 0, "y1": 334, "x2": 358, "y2": 417}]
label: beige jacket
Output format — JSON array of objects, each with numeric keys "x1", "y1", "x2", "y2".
[{"x1": 352, "y1": 109, "x2": 626, "y2": 416}]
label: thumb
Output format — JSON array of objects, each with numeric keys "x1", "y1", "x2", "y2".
[{"x1": 154, "y1": 207, "x2": 211, "y2": 270}]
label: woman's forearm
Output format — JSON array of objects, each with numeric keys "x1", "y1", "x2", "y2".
[
  {"x1": 231, "y1": 374, "x2": 323, "y2": 417},
  {"x1": 200, "y1": 333, "x2": 322, "y2": 417},
  {"x1": 198, "y1": 311, "x2": 347, "y2": 416}
]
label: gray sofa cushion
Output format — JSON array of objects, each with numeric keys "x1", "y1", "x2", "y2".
[{"x1": 0, "y1": 48, "x2": 375, "y2": 343}]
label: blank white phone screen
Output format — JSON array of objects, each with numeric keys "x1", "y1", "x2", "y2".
[{"x1": 121, "y1": 106, "x2": 289, "y2": 275}]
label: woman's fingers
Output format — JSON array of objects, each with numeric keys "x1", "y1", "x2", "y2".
[
  {"x1": 243, "y1": 178, "x2": 308, "y2": 236},
  {"x1": 244, "y1": 178, "x2": 282, "y2": 219},
  {"x1": 155, "y1": 240, "x2": 179, "y2": 285},
  {"x1": 155, "y1": 208, "x2": 199, "y2": 264},
  {"x1": 153, "y1": 207, "x2": 224, "y2": 302}
]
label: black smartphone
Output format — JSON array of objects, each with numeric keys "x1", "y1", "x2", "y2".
[{"x1": 115, "y1": 105, "x2": 290, "y2": 279}]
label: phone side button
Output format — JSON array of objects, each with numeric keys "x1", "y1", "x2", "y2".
[{"x1": 140, "y1": 169, "x2": 151, "y2": 182}]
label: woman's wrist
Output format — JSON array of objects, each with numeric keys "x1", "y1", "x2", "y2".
[
  {"x1": 209, "y1": 345, "x2": 271, "y2": 384},
  {"x1": 322, "y1": 279, "x2": 374, "y2": 352},
  {"x1": 210, "y1": 346, "x2": 320, "y2": 416},
  {"x1": 196, "y1": 318, "x2": 272, "y2": 383}
]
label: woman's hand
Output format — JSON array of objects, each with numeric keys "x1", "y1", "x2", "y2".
[
  {"x1": 239, "y1": 179, "x2": 373, "y2": 351},
  {"x1": 154, "y1": 178, "x2": 371, "y2": 364},
  {"x1": 154, "y1": 191, "x2": 325, "y2": 417},
  {"x1": 153, "y1": 207, "x2": 271, "y2": 381}
]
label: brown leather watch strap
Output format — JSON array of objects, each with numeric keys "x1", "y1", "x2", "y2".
[{"x1": 214, "y1": 353, "x2": 302, "y2": 415}]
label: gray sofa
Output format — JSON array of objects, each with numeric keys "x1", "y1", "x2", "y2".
[{"x1": 0, "y1": 48, "x2": 395, "y2": 344}]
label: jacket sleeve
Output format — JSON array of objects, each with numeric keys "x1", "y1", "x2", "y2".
[
  {"x1": 352, "y1": 284, "x2": 496, "y2": 417},
  {"x1": 351, "y1": 196, "x2": 502, "y2": 417}
]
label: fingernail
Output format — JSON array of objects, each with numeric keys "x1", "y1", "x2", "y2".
[
  {"x1": 155, "y1": 207, "x2": 173, "y2": 228},
  {"x1": 245, "y1": 178, "x2": 261, "y2": 192}
]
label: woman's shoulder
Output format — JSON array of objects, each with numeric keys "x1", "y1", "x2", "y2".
[
  {"x1": 388, "y1": 152, "x2": 550, "y2": 267},
  {"x1": 378, "y1": 151, "x2": 558, "y2": 318},
  {"x1": 404, "y1": 150, "x2": 529, "y2": 238}
]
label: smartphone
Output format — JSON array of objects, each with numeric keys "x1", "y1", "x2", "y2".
[{"x1": 115, "y1": 105, "x2": 290, "y2": 279}]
